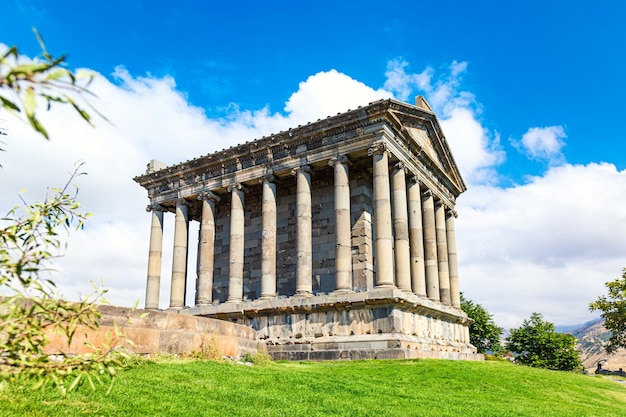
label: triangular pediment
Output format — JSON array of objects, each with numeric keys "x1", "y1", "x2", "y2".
[{"x1": 391, "y1": 98, "x2": 466, "y2": 194}]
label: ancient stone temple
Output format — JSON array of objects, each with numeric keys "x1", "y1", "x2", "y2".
[{"x1": 134, "y1": 97, "x2": 481, "y2": 360}]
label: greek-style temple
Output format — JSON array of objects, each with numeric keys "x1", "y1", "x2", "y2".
[{"x1": 134, "y1": 97, "x2": 481, "y2": 360}]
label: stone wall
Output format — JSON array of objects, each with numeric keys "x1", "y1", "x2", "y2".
[{"x1": 44, "y1": 305, "x2": 261, "y2": 358}]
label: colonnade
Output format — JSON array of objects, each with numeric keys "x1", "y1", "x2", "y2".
[{"x1": 144, "y1": 143, "x2": 461, "y2": 311}]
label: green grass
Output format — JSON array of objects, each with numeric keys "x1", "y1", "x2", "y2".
[{"x1": 2, "y1": 359, "x2": 626, "y2": 416}]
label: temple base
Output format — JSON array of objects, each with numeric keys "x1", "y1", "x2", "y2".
[{"x1": 184, "y1": 288, "x2": 483, "y2": 361}]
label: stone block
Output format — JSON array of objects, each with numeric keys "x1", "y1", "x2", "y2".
[{"x1": 159, "y1": 330, "x2": 195, "y2": 354}]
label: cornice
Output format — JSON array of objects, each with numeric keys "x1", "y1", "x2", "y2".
[{"x1": 135, "y1": 99, "x2": 467, "y2": 203}]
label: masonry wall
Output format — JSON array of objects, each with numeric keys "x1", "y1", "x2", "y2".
[{"x1": 44, "y1": 305, "x2": 261, "y2": 358}]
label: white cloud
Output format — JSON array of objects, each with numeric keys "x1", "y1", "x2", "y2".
[
  {"x1": 384, "y1": 58, "x2": 505, "y2": 185},
  {"x1": 2, "y1": 52, "x2": 623, "y2": 332},
  {"x1": 513, "y1": 126, "x2": 567, "y2": 164},
  {"x1": 284, "y1": 69, "x2": 391, "y2": 123},
  {"x1": 384, "y1": 59, "x2": 431, "y2": 102},
  {"x1": 457, "y1": 162, "x2": 626, "y2": 328}
]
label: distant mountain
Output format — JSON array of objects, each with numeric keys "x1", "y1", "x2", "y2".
[{"x1": 566, "y1": 318, "x2": 626, "y2": 372}]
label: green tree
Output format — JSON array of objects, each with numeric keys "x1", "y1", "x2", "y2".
[
  {"x1": 460, "y1": 293, "x2": 503, "y2": 354},
  {"x1": 505, "y1": 312, "x2": 582, "y2": 372},
  {"x1": 1, "y1": 32, "x2": 125, "y2": 395},
  {"x1": 589, "y1": 268, "x2": 626, "y2": 354}
]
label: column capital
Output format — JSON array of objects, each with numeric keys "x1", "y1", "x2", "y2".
[
  {"x1": 328, "y1": 154, "x2": 351, "y2": 167},
  {"x1": 393, "y1": 161, "x2": 407, "y2": 173},
  {"x1": 368, "y1": 142, "x2": 387, "y2": 157},
  {"x1": 146, "y1": 203, "x2": 165, "y2": 212},
  {"x1": 227, "y1": 182, "x2": 245, "y2": 193},
  {"x1": 197, "y1": 191, "x2": 220, "y2": 203},
  {"x1": 291, "y1": 164, "x2": 312, "y2": 176},
  {"x1": 422, "y1": 188, "x2": 433, "y2": 197},
  {"x1": 259, "y1": 174, "x2": 275, "y2": 184},
  {"x1": 174, "y1": 198, "x2": 189, "y2": 207},
  {"x1": 447, "y1": 209, "x2": 458, "y2": 219},
  {"x1": 408, "y1": 174, "x2": 421, "y2": 185},
  {"x1": 436, "y1": 200, "x2": 453, "y2": 212}
]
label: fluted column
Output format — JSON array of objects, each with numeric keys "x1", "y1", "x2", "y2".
[
  {"x1": 446, "y1": 209, "x2": 461, "y2": 308},
  {"x1": 392, "y1": 162, "x2": 411, "y2": 291},
  {"x1": 369, "y1": 143, "x2": 394, "y2": 287},
  {"x1": 260, "y1": 175, "x2": 277, "y2": 298},
  {"x1": 408, "y1": 177, "x2": 427, "y2": 297},
  {"x1": 170, "y1": 199, "x2": 189, "y2": 309},
  {"x1": 422, "y1": 189, "x2": 439, "y2": 301},
  {"x1": 145, "y1": 204, "x2": 164, "y2": 310},
  {"x1": 435, "y1": 201, "x2": 451, "y2": 305},
  {"x1": 330, "y1": 155, "x2": 352, "y2": 292},
  {"x1": 196, "y1": 191, "x2": 219, "y2": 305},
  {"x1": 227, "y1": 183, "x2": 245, "y2": 302},
  {"x1": 293, "y1": 165, "x2": 313, "y2": 295}
]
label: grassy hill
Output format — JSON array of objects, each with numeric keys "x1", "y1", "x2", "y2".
[{"x1": 2, "y1": 359, "x2": 626, "y2": 416}]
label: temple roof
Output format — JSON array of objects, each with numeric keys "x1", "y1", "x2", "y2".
[{"x1": 135, "y1": 98, "x2": 466, "y2": 205}]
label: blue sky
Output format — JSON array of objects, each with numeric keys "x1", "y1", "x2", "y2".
[{"x1": 2, "y1": 0, "x2": 626, "y2": 328}]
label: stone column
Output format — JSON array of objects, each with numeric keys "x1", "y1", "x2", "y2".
[
  {"x1": 422, "y1": 189, "x2": 439, "y2": 301},
  {"x1": 329, "y1": 155, "x2": 352, "y2": 292},
  {"x1": 195, "y1": 191, "x2": 219, "y2": 305},
  {"x1": 369, "y1": 143, "x2": 394, "y2": 287},
  {"x1": 260, "y1": 175, "x2": 277, "y2": 298},
  {"x1": 145, "y1": 204, "x2": 164, "y2": 310},
  {"x1": 392, "y1": 162, "x2": 411, "y2": 291},
  {"x1": 293, "y1": 165, "x2": 313, "y2": 295},
  {"x1": 435, "y1": 201, "x2": 451, "y2": 305},
  {"x1": 407, "y1": 177, "x2": 427, "y2": 297},
  {"x1": 170, "y1": 199, "x2": 189, "y2": 309},
  {"x1": 227, "y1": 183, "x2": 245, "y2": 302},
  {"x1": 446, "y1": 209, "x2": 461, "y2": 308}
]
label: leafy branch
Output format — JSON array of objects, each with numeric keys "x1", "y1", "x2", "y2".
[
  {"x1": 0, "y1": 166, "x2": 130, "y2": 395},
  {"x1": 0, "y1": 29, "x2": 105, "y2": 139}
]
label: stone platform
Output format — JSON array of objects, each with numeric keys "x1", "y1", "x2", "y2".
[{"x1": 183, "y1": 288, "x2": 482, "y2": 361}]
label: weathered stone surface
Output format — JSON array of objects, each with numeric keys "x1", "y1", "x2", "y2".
[
  {"x1": 185, "y1": 290, "x2": 480, "y2": 360},
  {"x1": 135, "y1": 98, "x2": 479, "y2": 361},
  {"x1": 42, "y1": 306, "x2": 260, "y2": 358}
]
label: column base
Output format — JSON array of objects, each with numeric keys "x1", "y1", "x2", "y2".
[
  {"x1": 375, "y1": 284, "x2": 396, "y2": 289},
  {"x1": 259, "y1": 294, "x2": 277, "y2": 300}
]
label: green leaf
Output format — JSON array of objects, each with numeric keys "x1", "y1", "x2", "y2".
[
  {"x1": 0, "y1": 96, "x2": 21, "y2": 112},
  {"x1": 26, "y1": 113, "x2": 50, "y2": 139},
  {"x1": 24, "y1": 88, "x2": 36, "y2": 117},
  {"x1": 68, "y1": 373, "x2": 82, "y2": 392},
  {"x1": 45, "y1": 69, "x2": 68, "y2": 82}
]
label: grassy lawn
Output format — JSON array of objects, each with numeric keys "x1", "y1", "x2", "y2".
[{"x1": 2, "y1": 359, "x2": 626, "y2": 416}]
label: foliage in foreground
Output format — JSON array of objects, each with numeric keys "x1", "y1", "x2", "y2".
[
  {"x1": 506, "y1": 312, "x2": 583, "y2": 372},
  {"x1": 2, "y1": 359, "x2": 626, "y2": 417},
  {"x1": 590, "y1": 268, "x2": 626, "y2": 354},
  {"x1": 460, "y1": 293, "x2": 503, "y2": 353},
  {"x1": 0, "y1": 29, "x2": 100, "y2": 139},
  {"x1": 0, "y1": 168, "x2": 128, "y2": 394},
  {"x1": 1, "y1": 32, "x2": 119, "y2": 395}
]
